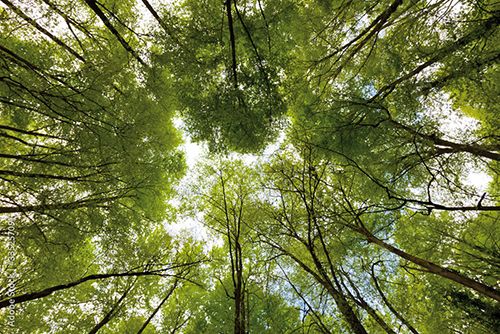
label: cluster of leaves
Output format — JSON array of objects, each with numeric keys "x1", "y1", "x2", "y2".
[{"x1": 0, "y1": 0, "x2": 498, "y2": 333}]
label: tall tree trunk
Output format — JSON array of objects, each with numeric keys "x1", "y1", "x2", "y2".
[
  {"x1": 355, "y1": 225, "x2": 500, "y2": 302},
  {"x1": 234, "y1": 278, "x2": 243, "y2": 334},
  {"x1": 88, "y1": 278, "x2": 137, "y2": 334},
  {"x1": 324, "y1": 284, "x2": 368, "y2": 334},
  {"x1": 0, "y1": 0, "x2": 85, "y2": 61},
  {"x1": 389, "y1": 119, "x2": 500, "y2": 161},
  {"x1": 371, "y1": 263, "x2": 420, "y2": 334},
  {"x1": 83, "y1": 0, "x2": 146, "y2": 65},
  {"x1": 286, "y1": 245, "x2": 368, "y2": 334},
  {"x1": 340, "y1": 272, "x2": 397, "y2": 334},
  {"x1": 0, "y1": 262, "x2": 199, "y2": 309},
  {"x1": 225, "y1": 0, "x2": 238, "y2": 88},
  {"x1": 264, "y1": 231, "x2": 368, "y2": 333},
  {"x1": 233, "y1": 238, "x2": 245, "y2": 333},
  {"x1": 0, "y1": 195, "x2": 125, "y2": 214},
  {"x1": 136, "y1": 281, "x2": 178, "y2": 334},
  {"x1": 370, "y1": 13, "x2": 500, "y2": 101}
]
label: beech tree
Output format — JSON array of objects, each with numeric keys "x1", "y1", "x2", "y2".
[{"x1": 0, "y1": 0, "x2": 498, "y2": 333}]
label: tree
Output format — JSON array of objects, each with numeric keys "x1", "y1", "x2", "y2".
[
  {"x1": 149, "y1": 0, "x2": 292, "y2": 152},
  {"x1": 259, "y1": 140, "x2": 499, "y2": 332},
  {"x1": 1, "y1": 0, "x2": 498, "y2": 333},
  {"x1": 187, "y1": 159, "x2": 302, "y2": 333}
]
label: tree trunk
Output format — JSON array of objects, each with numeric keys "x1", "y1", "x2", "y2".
[
  {"x1": 0, "y1": 265, "x2": 191, "y2": 308},
  {"x1": 88, "y1": 278, "x2": 136, "y2": 334},
  {"x1": 83, "y1": 0, "x2": 145, "y2": 65},
  {"x1": 356, "y1": 226, "x2": 500, "y2": 302},
  {"x1": 136, "y1": 281, "x2": 178, "y2": 334},
  {"x1": 0, "y1": 195, "x2": 124, "y2": 214},
  {"x1": 325, "y1": 285, "x2": 368, "y2": 334},
  {"x1": 371, "y1": 264, "x2": 420, "y2": 334},
  {"x1": 0, "y1": 0, "x2": 85, "y2": 61}
]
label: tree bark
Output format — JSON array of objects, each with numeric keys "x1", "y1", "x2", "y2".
[
  {"x1": 225, "y1": 0, "x2": 238, "y2": 88},
  {"x1": 355, "y1": 225, "x2": 500, "y2": 302},
  {"x1": 88, "y1": 278, "x2": 137, "y2": 334},
  {"x1": 136, "y1": 281, "x2": 178, "y2": 334},
  {"x1": 0, "y1": 195, "x2": 125, "y2": 214},
  {"x1": 83, "y1": 0, "x2": 146, "y2": 66},
  {"x1": 390, "y1": 119, "x2": 500, "y2": 161},
  {"x1": 0, "y1": 269, "x2": 176, "y2": 309},
  {"x1": 371, "y1": 263, "x2": 420, "y2": 334},
  {"x1": 1, "y1": 0, "x2": 85, "y2": 62}
]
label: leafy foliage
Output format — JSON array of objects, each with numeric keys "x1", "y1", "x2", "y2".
[{"x1": 0, "y1": 0, "x2": 498, "y2": 333}]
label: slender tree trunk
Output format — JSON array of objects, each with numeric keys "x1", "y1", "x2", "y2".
[
  {"x1": 136, "y1": 281, "x2": 178, "y2": 334},
  {"x1": 370, "y1": 13, "x2": 500, "y2": 101},
  {"x1": 0, "y1": 169, "x2": 101, "y2": 182},
  {"x1": 280, "y1": 264, "x2": 332, "y2": 334},
  {"x1": 88, "y1": 278, "x2": 137, "y2": 334},
  {"x1": 0, "y1": 270, "x2": 173, "y2": 308},
  {"x1": 0, "y1": 195, "x2": 125, "y2": 214},
  {"x1": 225, "y1": 0, "x2": 238, "y2": 88},
  {"x1": 233, "y1": 239, "x2": 245, "y2": 334},
  {"x1": 0, "y1": 0, "x2": 85, "y2": 61},
  {"x1": 83, "y1": 0, "x2": 146, "y2": 65},
  {"x1": 307, "y1": 244, "x2": 368, "y2": 334},
  {"x1": 265, "y1": 239, "x2": 368, "y2": 334},
  {"x1": 340, "y1": 273, "x2": 397, "y2": 334},
  {"x1": 245, "y1": 287, "x2": 250, "y2": 334},
  {"x1": 219, "y1": 172, "x2": 246, "y2": 334},
  {"x1": 357, "y1": 299, "x2": 396, "y2": 334},
  {"x1": 0, "y1": 124, "x2": 65, "y2": 140},
  {"x1": 356, "y1": 226, "x2": 500, "y2": 302},
  {"x1": 418, "y1": 52, "x2": 500, "y2": 94},
  {"x1": 307, "y1": 226, "x2": 368, "y2": 334},
  {"x1": 324, "y1": 284, "x2": 368, "y2": 334},
  {"x1": 389, "y1": 119, "x2": 500, "y2": 161},
  {"x1": 140, "y1": 0, "x2": 175, "y2": 38},
  {"x1": 234, "y1": 279, "x2": 243, "y2": 334},
  {"x1": 371, "y1": 264, "x2": 420, "y2": 334}
]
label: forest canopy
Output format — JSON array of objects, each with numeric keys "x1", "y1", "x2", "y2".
[{"x1": 0, "y1": 0, "x2": 499, "y2": 333}]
